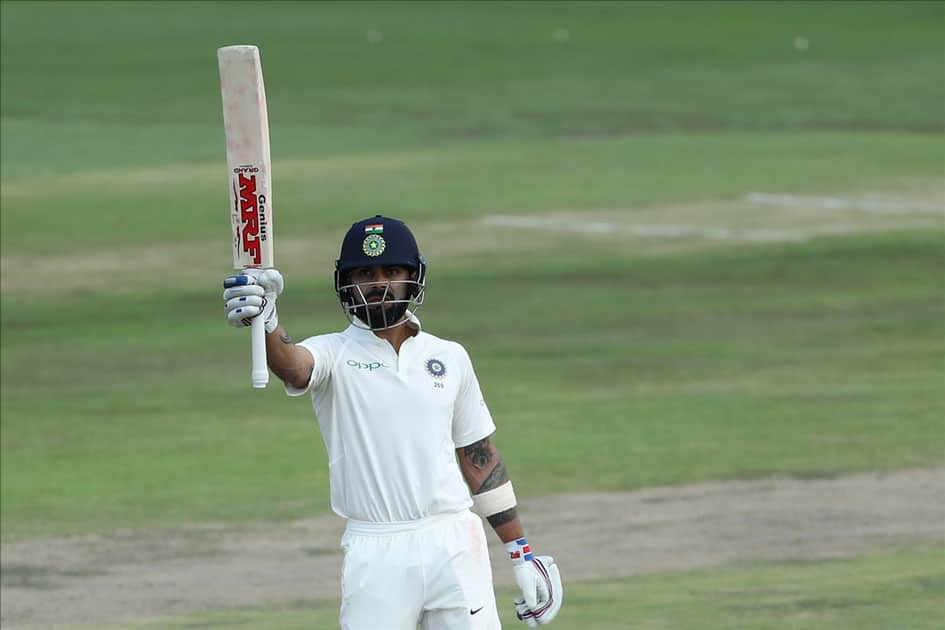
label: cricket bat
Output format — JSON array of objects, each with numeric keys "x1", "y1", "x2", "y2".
[{"x1": 218, "y1": 45, "x2": 274, "y2": 389}]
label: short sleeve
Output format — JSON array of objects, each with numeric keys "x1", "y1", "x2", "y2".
[
  {"x1": 282, "y1": 335, "x2": 335, "y2": 397},
  {"x1": 451, "y1": 344, "x2": 497, "y2": 447}
]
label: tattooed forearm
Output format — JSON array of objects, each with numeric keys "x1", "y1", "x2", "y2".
[
  {"x1": 487, "y1": 507, "x2": 518, "y2": 528},
  {"x1": 463, "y1": 437, "x2": 493, "y2": 469},
  {"x1": 280, "y1": 333, "x2": 294, "y2": 344},
  {"x1": 458, "y1": 435, "x2": 518, "y2": 529},
  {"x1": 475, "y1": 459, "x2": 508, "y2": 494},
  {"x1": 456, "y1": 436, "x2": 524, "y2": 538}
]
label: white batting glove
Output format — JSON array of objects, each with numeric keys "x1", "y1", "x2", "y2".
[
  {"x1": 506, "y1": 538, "x2": 563, "y2": 626},
  {"x1": 222, "y1": 268, "x2": 283, "y2": 333}
]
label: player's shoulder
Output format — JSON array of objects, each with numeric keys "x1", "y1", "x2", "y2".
[
  {"x1": 417, "y1": 331, "x2": 472, "y2": 362},
  {"x1": 297, "y1": 331, "x2": 349, "y2": 350},
  {"x1": 299, "y1": 330, "x2": 347, "y2": 342}
]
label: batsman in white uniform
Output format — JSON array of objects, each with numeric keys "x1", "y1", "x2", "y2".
[{"x1": 223, "y1": 216, "x2": 563, "y2": 628}]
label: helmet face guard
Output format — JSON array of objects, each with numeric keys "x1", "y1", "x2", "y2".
[
  {"x1": 334, "y1": 216, "x2": 426, "y2": 331},
  {"x1": 336, "y1": 278, "x2": 425, "y2": 331}
]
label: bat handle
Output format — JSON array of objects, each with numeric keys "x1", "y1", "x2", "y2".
[{"x1": 250, "y1": 315, "x2": 269, "y2": 388}]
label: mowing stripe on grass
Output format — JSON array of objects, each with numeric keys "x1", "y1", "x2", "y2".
[
  {"x1": 743, "y1": 192, "x2": 945, "y2": 215},
  {"x1": 482, "y1": 214, "x2": 811, "y2": 242}
]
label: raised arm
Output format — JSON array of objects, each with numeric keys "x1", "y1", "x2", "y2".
[
  {"x1": 223, "y1": 268, "x2": 313, "y2": 390},
  {"x1": 265, "y1": 325, "x2": 313, "y2": 390}
]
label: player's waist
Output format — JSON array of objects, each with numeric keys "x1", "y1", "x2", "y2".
[{"x1": 344, "y1": 509, "x2": 470, "y2": 536}]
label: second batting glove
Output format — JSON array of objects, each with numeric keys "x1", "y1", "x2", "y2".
[{"x1": 507, "y1": 538, "x2": 564, "y2": 626}]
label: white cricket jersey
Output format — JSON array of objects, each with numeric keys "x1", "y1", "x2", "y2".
[{"x1": 285, "y1": 315, "x2": 496, "y2": 523}]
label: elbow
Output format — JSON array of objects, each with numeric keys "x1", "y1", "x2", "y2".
[{"x1": 272, "y1": 364, "x2": 312, "y2": 391}]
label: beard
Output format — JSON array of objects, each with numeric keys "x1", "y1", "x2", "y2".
[
  {"x1": 353, "y1": 299, "x2": 409, "y2": 330},
  {"x1": 340, "y1": 279, "x2": 422, "y2": 330}
]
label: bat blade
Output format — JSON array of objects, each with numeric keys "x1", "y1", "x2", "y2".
[
  {"x1": 219, "y1": 44, "x2": 274, "y2": 271},
  {"x1": 218, "y1": 44, "x2": 273, "y2": 388}
]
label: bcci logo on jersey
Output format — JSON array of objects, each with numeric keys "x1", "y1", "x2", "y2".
[{"x1": 425, "y1": 358, "x2": 447, "y2": 379}]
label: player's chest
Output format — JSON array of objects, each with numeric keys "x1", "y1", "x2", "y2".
[{"x1": 335, "y1": 343, "x2": 457, "y2": 402}]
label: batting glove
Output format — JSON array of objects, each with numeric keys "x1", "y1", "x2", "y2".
[
  {"x1": 223, "y1": 268, "x2": 283, "y2": 333},
  {"x1": 507, "y1": 538, "x2": 563, "y2": 626}
]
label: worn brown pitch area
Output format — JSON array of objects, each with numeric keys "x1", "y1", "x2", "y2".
[{"x1": 2, "y1": 468, "x2": 942, "y2": 628}]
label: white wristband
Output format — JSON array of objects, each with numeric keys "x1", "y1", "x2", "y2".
[
  {"x1": 505, "y1": 537, "x2": 533, "y2": 565},
  {"x1": 472, "y1": 480, "x2": 517, "y2": 518}
]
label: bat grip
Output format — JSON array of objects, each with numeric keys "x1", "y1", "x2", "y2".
[{"x1": 250, "y1": 316, "x2": 269, "y2": 388}]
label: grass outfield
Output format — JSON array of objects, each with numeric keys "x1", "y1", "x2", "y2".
[
  {"x1": 0, "y1": 131, "x2": 941, "y2": 255},
  {"x1": 97, "y1": 546, "x2": 945, "y2": 629},
  {"x1": 1, "y1": 0, "x2": 942, "y2": 540},
  {"x1": 3, "y1": 229, "x2": 943, "y2": 539},
  {"x1": 1, "y1": 2, "x2": 943, "y2": 627}
]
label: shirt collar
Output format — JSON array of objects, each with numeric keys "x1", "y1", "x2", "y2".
[{"x1": 344, "y1": 311, "x2": 422, "y2": 343}]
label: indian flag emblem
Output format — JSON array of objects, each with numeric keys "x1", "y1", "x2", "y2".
[{"x1": 364, "y1": 224, "x2": 384, "y2": 234}]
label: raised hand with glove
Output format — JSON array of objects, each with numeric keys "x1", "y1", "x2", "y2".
[
  {"x1": 506, "y1": 538, "x2": 563, "y2": 626},
  {"x1": 223, "y1": 268, "x2": 283, "y2": 333},
  {"x1": 221, "y1": 268, "x2": 313, "y2": 390}
]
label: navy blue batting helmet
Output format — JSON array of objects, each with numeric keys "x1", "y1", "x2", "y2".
[
  {"x1": 334, "y1": 215, "x2": 425, "y2": 281},
  {"x1": 334, "y1": 215, "x2": 427, "y2": 329}
]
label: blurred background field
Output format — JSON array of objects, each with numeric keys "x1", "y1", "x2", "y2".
[{"x1": 1, "y1": 1, "x2": 943, "y2": 628}]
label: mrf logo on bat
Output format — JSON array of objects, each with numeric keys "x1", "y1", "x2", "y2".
[{"x1": 232, "y1": 165, "x2": 268, "y2": 265}]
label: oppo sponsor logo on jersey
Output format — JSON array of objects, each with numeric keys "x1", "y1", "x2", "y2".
[
  {"x1": 346, "y1": 359, "x2": 392, "y2": 371},
  {"x1": 233, "y1": 165, "x2": 268, "y2": 265},
  {"x1": 343, "y1": 358, "x2": 449, "y2": 382}
]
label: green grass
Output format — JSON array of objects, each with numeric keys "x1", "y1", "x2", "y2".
[
  {"x1": 4, "y1": 2, "x2": 943, "y2": 141},
  {"x1": 2, "y1": 132, "x2": 942, "y2": 255},
  {"x1": 98, "y1": 546, "x2": 945, "y2": 629},
  {"x1": 2, "y1": 2, "x2": 943, "y2": 628},
  {"x1": 2, "y1": 229, "x2": 942, "y2": 539}
]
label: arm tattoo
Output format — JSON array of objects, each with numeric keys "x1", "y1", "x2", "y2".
[
  {"x1": 280, "y1": 333, "x2": 294, "y2": 344},
  {"x1": 487, "y1": 507, "x2": 518, "y2": 528},
  {"x1": 475, "y1": 459, "x2": 508, "y2": 494},
  {"x1": 463, "y1": 437, "x2": 493, "y2": 469}
]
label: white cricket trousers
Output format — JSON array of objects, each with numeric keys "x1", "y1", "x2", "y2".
[{"x1": 339, "y1": 509, "x2": 501, "y2": 629}]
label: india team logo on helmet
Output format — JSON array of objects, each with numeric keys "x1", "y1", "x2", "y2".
[
  {"x1": 362, "y1": 234, "x2": 386, "y2": 257},
  {"x1": 361, "y1": 223, "x2": 387, "y2": 257}
]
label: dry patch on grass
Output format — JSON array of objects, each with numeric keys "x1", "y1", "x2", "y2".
[
  {"x1": 0, "y1": 234, "x2": 343, "y2": 296},
  {"x1": 2, "y1": 189, "x2": 941, "y2": 296},
  {"x1": 481, "y1": 189, "x2": 943, "y2": 245},
  {"x1": 0, "y1": 153, "x2": 439, "y2": 201},
  {"x1": 1, "y1": 468, "x2": 941, "y2": 629}
]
